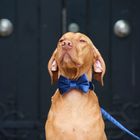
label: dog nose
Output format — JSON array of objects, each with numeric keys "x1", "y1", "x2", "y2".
[{"x1": 62, "y1": 40, "x2": 73, "y2": 50}]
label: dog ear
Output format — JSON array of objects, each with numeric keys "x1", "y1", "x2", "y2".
[
  {"x1": 48, "y1": 49, "x2": 59, "y2": 84},
  {"x1": 92, "y1": 44, "x2": 106, "y2": 86}
]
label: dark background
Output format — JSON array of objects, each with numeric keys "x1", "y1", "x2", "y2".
[{"x1": 0, "y1": 0, "x2": 140, "y2": 139}]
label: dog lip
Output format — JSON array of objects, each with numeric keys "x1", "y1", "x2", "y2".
[
  {"x1": 60, "y1": 53, "x2": 82, "y2": 68},
  {"x1": 76, "y1": 63, "x2": 81, "y2": 67},
  {"x1": 61, "y1": 52, "x2": 71, "y2": 60},
  {"x1": 62, "y1": 50, "x2": 72, "y2": 57},
  {"x1": 59, "y1": 50, "x2": 82, "y2": 67}
]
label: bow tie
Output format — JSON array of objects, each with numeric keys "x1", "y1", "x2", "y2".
[{"x1": 58, "y1": 74, "x2": 94, "y2": 94}]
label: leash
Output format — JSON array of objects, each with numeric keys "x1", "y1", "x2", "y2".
[{"x1": 101, "y1": 108, "x2": 140, "y2": 140}]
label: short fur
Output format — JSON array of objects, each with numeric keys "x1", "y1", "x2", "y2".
[{"x1": 45, "y1": 32, "x2": 107, "y2": 140}]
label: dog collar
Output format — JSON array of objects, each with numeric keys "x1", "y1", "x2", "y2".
[{"x1": 58, "y1": 74, "x2": 94, "y2": 94}]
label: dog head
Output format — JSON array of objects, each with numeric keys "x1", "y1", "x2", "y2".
[{"x1": 48, "y1": 32, "x2": 106, "y2": 85}]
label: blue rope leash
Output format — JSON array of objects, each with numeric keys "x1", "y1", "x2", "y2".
[{"x1": 101, "y1": 108, "x2": 140, "y2": 140}]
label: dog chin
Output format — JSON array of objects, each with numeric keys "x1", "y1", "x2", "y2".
[
  {"x1": 61, "y1": 53, "x2": 72, "y2": 64},
  {"x1": 60, "y1": 53, "x2": 82, "y2": 69}
]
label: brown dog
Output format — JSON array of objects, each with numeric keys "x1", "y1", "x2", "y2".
[{"x1": 45, "y1": 32, "x2": 107, "y2": 140}]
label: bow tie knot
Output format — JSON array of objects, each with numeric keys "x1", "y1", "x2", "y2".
[{"x1": 58, "y1": 74, "x2": 94, "y2": 94}]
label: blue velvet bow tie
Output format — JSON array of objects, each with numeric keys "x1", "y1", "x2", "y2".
[{"x1": 58, "y1": 74, "x2": 94, "y2": 94}]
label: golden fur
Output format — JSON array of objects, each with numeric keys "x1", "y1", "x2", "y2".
[{"x1": 45, "y1": 32, "x2": 107, "y2": 140}]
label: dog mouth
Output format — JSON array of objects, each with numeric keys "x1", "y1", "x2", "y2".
[
  {"x1": 60, "y1": 52, "x2": 81, "y2": 67},
  {"x1": 61, "y1": 52, "x2": 74, "y2": 63}
]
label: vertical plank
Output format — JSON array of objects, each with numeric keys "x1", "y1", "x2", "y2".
[
  {"x1": 132, "y1": 1, "x2": 140, "y2": 135},
  {"x1": 109, "y1": 0, "x2": 140, "y2": 138},
  {"x1": 40, "y1": 0, "x2": 62, "y2": 122},
  {"x1": 0, "y1": 0, "x2": 17, "y2": 138},
  {"x1": 111, "y1": 0, "x2": 133, "y2": 102},
  {"x1": 66, "y1": 0, "x2": 87, "y2": 33},
  {"x1": 133, "y1": 0, "x2": 140, "y2": 101},
  {"x1": 87, "y1": 0, "x2": 112, "y2": 108},
  {"x1": 0, "y1": 0, "x2": 16, "y2": 107},
  {"x1": 16, "y1": 0, "x2": 40, "y2": 139}
]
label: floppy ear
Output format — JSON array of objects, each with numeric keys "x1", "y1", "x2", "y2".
[
  {"x1": 48, "y1": 49, "x2": 59, "y2": 84},
  {"x1": 92, "y1": 44, "x2": 106, "y2": 86}
]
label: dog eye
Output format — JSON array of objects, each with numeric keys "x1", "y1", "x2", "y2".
[
  {"x1": 79, "y1": 39, "x2": 86, "y2": 43},
  {"x1": 59, "y1": 39, "x2": 64, "y2": 42}
]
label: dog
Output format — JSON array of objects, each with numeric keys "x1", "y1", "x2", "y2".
[{"x1": 45, "y1": 32, "x2": 107, "y2": 140}]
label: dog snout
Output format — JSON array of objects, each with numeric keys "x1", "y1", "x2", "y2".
[{"x1": 62, "y1": 40, "x2": 73, "y2": 50}]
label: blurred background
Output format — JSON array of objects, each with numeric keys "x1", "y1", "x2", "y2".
[{"x1": 0, "y1": 0, "x2": 140, "y2": 139}]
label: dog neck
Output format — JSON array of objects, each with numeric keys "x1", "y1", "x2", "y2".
[
  {"x1": 59, "y1": 66, "x2": 92, "y2": 81},
  {"x1": 62, "y1": 89, "x2": 84, "y2": 104}
]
